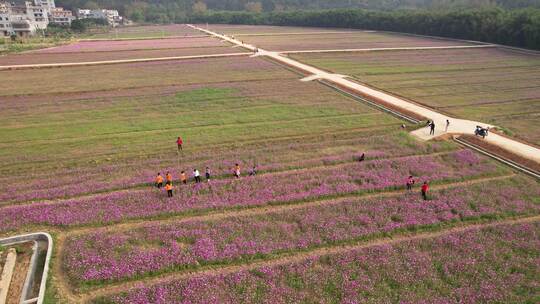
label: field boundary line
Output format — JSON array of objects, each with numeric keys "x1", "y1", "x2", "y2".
[
  {"x1": 281, "y1": 44, "x2": 496, "y2": 54},
  {"x1": 0, "y1": 52, "x2": 251, "y2": 71},
  {"x1": 80, "y1": 213, "x2": 540, "y2": 302}
]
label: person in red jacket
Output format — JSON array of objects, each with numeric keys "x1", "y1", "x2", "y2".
[
  {"x1": 176, "y1": 136, "x2": 183, "y2": 151},
  {"x1": 421, "y1": 181, "x2": 429, "y2": 200}
]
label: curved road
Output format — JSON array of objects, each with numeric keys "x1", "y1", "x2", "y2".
[{"x1": 188, "y1": 24, "x2": 540, "y2": 164}]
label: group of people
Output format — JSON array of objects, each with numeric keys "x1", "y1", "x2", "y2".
[
  {"x1": 155, "y1": 164, "x2": 258, "y2": 198},
  {"x1": 426, "y1": 119, "x2": 451, "y2": 136},
  {"x1": 406, "y1": 175, "x2": 430, "y2": 200},
  {"x1": 151, "y1": 136, "x2": 259, "y2": 198},
  {"x1": 164, "y1": 137, "x2": 430, "y2": 200}
]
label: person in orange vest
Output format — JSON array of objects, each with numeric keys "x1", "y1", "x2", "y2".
[
  {"x1": 180, "y1": 171, "x2": 187, "y2": 184},
  {"x1": 166, "y1": 172, "x2": 173, "y2": 184},
  {"x1": 233, "y1": 164, "x2": 241, "y2": 178},
  {"x1": 165, "y1": 182, "x2": 173, "y2": 197},
  {"x1": 421, "y1": 181, "x2": 429, "y2": 200},
  {"x1": 155, "y1": 173, "x2": 164, "y2": 189},
  {"x1": 176, "y1": 137, "x2": 183, "y2": 151}
]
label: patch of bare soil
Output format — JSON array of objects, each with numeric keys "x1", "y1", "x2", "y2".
[
  {"x1": 6, "y1": 242, "x2": 33, "y2": 304},
  {"x1": 459, "y1": 134, "x2": 540, "y2": 173},
  {"x1": 0, "y1": 250, "x2": 6, "y2": 277}
]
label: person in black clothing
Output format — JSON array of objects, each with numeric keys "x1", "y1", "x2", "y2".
[
  {"x1": 430, "y1": 122, "x2": 436, "y2": 135},
  {"x1": 205, "y1": 167, "x2": 211, "y2": 181},
  {"x1": 249, "y1": 166, "x2": 257, "y2": 176},
  {"x1": 358, "y1": 153, "x2": 365, "y2": 162}
]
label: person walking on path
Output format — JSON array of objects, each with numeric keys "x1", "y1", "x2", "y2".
[
  {"x1": 180, "y1": 171, "x2": 187, "y2": 184},
  {"x1": 193, "y1": 169, "x2": 201, "y2": 183},
  {"x1": 166, "y1": 172, "x2": 173, "y2": 184},
  {"x1": 155, "y1": 173, "x2": 163, "y2": 189},
  {"x1": 165, "y1": 182, "x2": 173, "y2": 197},
  {"x1": 233, "y1": 164, "x2": 241, "y2": 178},
  {"x1": 205, "y1": 167, "x2": 211, "y2": 181},
  {"x1": 176, "y1": 136, "x2": 183, "y2": 151},
  {"x1": 406, "y1": 175, "x2": 415, "y2": 191},
  {"x1": 445, "y1": 120, "x2": 450, "y2": 132},
  {"x1": 421, "y1": 181, "x2": 429, "y2": 200},
  {"x1": 429, "y1": 122, "x2": 436, "y2": 136}
]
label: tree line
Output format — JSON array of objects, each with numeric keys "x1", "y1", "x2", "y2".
[
  {"x1": 56, "y1": 0, "x2": 540, "y2": 17},
  {"x1": 54, "y1": 0, "x2": 540, "y2": 50},
  {"x1": 191, "y1": 8, "x2": 540, "y2": 50}
]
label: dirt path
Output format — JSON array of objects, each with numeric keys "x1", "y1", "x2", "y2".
[
  {"x1": 52, "y1": 173, "x2": 515, "y2": 302},
  {"x1": 78, "y1": 214, "x2": 540, "y2": 303},
  {"x1": 188, "y1": 24, "x2": 540, "y2": 164}
]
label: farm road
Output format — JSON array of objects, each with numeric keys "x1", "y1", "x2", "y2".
[{"x1": 188, "y1": 24, "x2": 540, "y2": 164}]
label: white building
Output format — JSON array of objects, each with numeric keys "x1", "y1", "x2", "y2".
[
  {"x1": 0, "y1": 0, "x2": 76, "y2": 36},
  {"x1": 34, "y1": 0, "x2": 54, "y2": 10},
  {"x1": 0, "y1": 3, "x2": 13, "y2": 36},
  {"x1": 50, "y1": 7, "x2": 74, "y2": 26},
  {"x1": 6, "y1": 1, "x2": 49, "y2": 37},
  {"x1": 77, "y1": 8, "x2": 122, "y2": 27}
]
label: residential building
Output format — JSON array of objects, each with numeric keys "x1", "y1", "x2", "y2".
[
  {"x1": 77, "y1": 8, "x2": 122, "y2": 27},
  {"x1": 6, "y1": 1, "x2": 49, "y2": 37},
  {"x1": 0, "y1": 3, "x2": 12, "y2": 36},
  {"x1": 50, "y1": 7, "x2": 73, "y2": 26}
]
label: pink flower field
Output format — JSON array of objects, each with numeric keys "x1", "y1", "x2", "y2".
[
  {"x1": 101, "y1": 220, "x2": 540, "y2": 304},
  {"x1": 0, "y1": 150, "x2": 506, "y2": 232},
  {"x1": 64, "y1": 175, "x2": 539, "y2": 285},
  {"x1": 33, "y1": 37, "x2": 228, "y2": 53}
]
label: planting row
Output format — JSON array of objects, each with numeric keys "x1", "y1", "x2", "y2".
[
  {"x1": 237, "y1": 32, "x2": 470, "y2": 52},
  {"x1": 65, "y1": 175, "x2": 540, "y2": 286},
  {"x1": 0, "y1": 150, "x2": 506, "y2": 232},
  {"x1": 87, "y1": 24, "x2": 202, "y2": 39},
  {"x1": 204, "y1": 24, "x2": 358, "y2": 35},
  {"x1": 0, "y1": 47, "x2": 245, "y2": 66},
  {"x1": 0, "y1": 130, "x2": 451, "y2": 204},
  {"x1": 99, "y1": 217, "x2": 540, "y2": 303},
  {"x1": 33, "y1": 37, "x2": 228, "y2": 54},
  {"x1": 0, "y1": 56, "x2": 294, "y2": 96}
]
